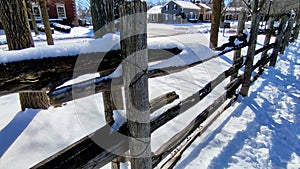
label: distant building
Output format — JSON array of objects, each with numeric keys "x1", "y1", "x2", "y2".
[
  {"x1": 31, "y1": 0, "x2": 78, "y2": 26},
  {"x1": 162, "y1": 0, "x2": 200, "y2": 23},
  {"x1": 147, "y1": 5, "x2": 163, "y2": 23},
  {"x1": 224, "y1": 7, "x2": 243, "y2": 20},
  {"x1": 147, "y1": 0, "x2": 201, "y2": 24},
  {"x1": 195, "y1": 2, "x2": 212, "y2": 21}
]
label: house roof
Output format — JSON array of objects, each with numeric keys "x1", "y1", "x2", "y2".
[
  {"x1": 226, "y1": 7, "x2": 244, "y2": 12},
  {"x1": 147, "y1": 5, "x2": 163, "y2": 14},
  {"x1": 197, "y1": 3, "x2": 211, "y2": 9},
  {"x1": 170, "y1": 0, "x2": 201, "y2": 10}
]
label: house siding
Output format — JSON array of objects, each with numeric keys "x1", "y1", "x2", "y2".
[{"x1": 161, "y1": 1, "x2": 200, "y2": 23}]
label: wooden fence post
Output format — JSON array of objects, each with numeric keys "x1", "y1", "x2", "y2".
[
  {"x1": 19, "y1": 91, "x2": 50, "y2": 111},
  {"x1": 291, "y1": 11, "x2": 300, "y2": 42},
  {"x1": 120, "y1": 1, "x2": 152, "y2": 169},
  {"x1": 102, "y1": 91, "x2": 115, "y2": 124},
  {"x1": 269, "y1": 15, "x2": 289, "y2": 67},
  {"x1": 240, "y1": 0, "x2": 261, "y2": 96},
  {"x1": 100, "y1": 73, "x2": 124, "y2": 169},
  {"x1": 231, "y1": 9, "x2": 247, "y2": 81},
  {"x1": 261, "y1": 17, "x2": 275, "y2": 60},
  {"x1": 280, "y1": 14, "x2": 295, "y2": 54}
]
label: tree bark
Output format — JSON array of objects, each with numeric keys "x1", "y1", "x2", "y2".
[
  {"x1": 38, "y1": 0, "x2": 54, "y2": 45},
  {"x1": 26, "y1": 0, "x2": 39, "y2": 35},
  {"x1": 240, "y1": 0, "x2": 262, "y2": 96},
  {"x1": 0, "y1": 0, "x2": 34, "y2": 50},
  {"x1": 120, "y1": 1, "x2": 152, "y2": 169},
  {"x1": 90, "y1": 0, "x2": 115, "y2": 38},
  {"x1": 210, "y1": 0, "x2": 222, "y2": 48}
]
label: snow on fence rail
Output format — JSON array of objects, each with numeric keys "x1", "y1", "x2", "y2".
[{"x1": 0, "y1": 48, "x2": 181, "y2": 97}]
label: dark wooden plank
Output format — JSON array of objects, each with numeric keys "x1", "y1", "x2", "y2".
[
  {"x1": 30, "y1": 124, "x2": 129, "y2": 169},
  {"x1": 150, "y1": 91, "x2": 179, "y2": 114},
  {"x1": 150, "y1": 59, "x2": 244, "y2": 133},
  {"x1": 152, "y1": 75, "x2": 243, "y2": 168},
  {"x1": 152, "y1": 92, "x2": 228, "y2": 167},
  {"x1": 161, "y1": 95, "x2": 239, "y2": 169}
]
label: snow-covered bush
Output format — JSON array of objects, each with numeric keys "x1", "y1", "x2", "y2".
[{"x1": 50, "y1": 22, "x2": 71, "y2": 33}]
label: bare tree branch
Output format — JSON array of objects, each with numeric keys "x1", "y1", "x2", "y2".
[
  {"x1": 258, "y1": 0, "x2": 267, "y2": 12},
  {"x1": 242, "y1": 0, "x2": 253, "y2": 12}
]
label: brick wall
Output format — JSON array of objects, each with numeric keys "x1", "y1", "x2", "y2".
[{"x1": 47, "y1": 0, "x2": 78, "y2": 26}]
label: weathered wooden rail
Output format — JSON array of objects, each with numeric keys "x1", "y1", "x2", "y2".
[{"x1": 0, "y1": 48, "x2": 181, "y2": 97}]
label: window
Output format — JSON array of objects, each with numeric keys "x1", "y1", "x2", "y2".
[
  {"x1": 166, "y1": 5, "x2": 169, "y2": 11},
  {"x1": 190, "y1": 12, "x2": 194, "y2": 19},
  {"x1": 173, "y1": 14, "x2": 176, "y2": 21},
  {"x1": 173, "y1": 4, "x2": 177, "y2": 10},
  {"x1": 32, "y1": 5, "x2": 41, "y2": 19},
  {"x1": 165, "y1": 14, "x2": 168, "y2": 21},
  {"x1": 56, "y1": 4, "x2": 66, "y2": 18}
]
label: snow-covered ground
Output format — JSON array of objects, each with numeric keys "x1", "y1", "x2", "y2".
[
  {"x1": 174, "y1": 38, "x2": 300, "y2": 169},
  {"x1": 0, "y1": 22, "x2": 299, "y2": 169}
]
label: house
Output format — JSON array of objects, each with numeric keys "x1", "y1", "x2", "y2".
[
  {"x1": 31, "y1": 0, "x2": 78, "y2": 26},
  {"x1": 161, "y1": 0, "x2": 201, "y2": 23},
  {"x1": 224, "y1": 7, "x2": 244, "y2": 20},
  {"x1": 195, "y1": 2, "x2": 212, "y2": 21},
  {"x1": 147, "y1": 5, "x2": 163, "y2": 23}
]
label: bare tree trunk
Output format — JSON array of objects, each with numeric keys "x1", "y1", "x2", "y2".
[
  {"x1": 120, "y1": 1, "x2": 151, "y2": 169},
  {"x1": 240, "y1": 0, "x2": 262, "y2": 96},
  {"x1": 210, "y1": 0, "x2": 222, "y2": 48},
  {"x1": 90, "y1": 0, "x2": 115, "y2": 38},
  {"x1": 0, "y1": 0, "x2": 34, "y2": 50},
  {"x1": 38, "y1": 0, "x2": 54, "y2": 45},
  {"x1": 26, "y1": 0, "x2": 39, "y2": 35},
  {"x1": 231, "y1": 9, "x2": 247, "y2": 81}
]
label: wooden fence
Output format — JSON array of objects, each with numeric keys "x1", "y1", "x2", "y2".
[{"x1": 0, "y1": 8, "x2": 298, "y2": 169}]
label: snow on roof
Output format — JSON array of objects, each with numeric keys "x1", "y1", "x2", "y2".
[
  {"x1": 147, "y1": 5, "x2": 163, "y2": 14},
  {"x1": 197, "y1": 3, "x2": 211, "y2": 9},
  {"x1": 225, "y1": 7, "x2": 244, "y2": 12},
  {"x1": 172, "y1": 0, "x2": 200, "y2": 10}
]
